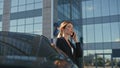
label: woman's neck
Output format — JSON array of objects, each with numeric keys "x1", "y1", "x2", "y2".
[{"x1": 63, "y1": 33, "x2": 69, "y2": 40}]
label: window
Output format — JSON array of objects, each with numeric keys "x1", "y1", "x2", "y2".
[
  {"x1": 11, "y1": 0, "x2": 18, "y2": 7},
  {"x1": 27, "y1": 0, "x2": 34, "y2": 4},
  {"x1": 86, "y1": 1, "x2": 94, "y2": 18},
  {"x1": 86, "y1": 24, "x2": 95, "y2": 43},
  {"x1": 26, "y1": 4, "x2": 34, "y2": 10},
  {"x1": 111, "y1": 22, "x2": 120, "y2": 42},
  {"x1": 19, "y1": 0, "x2": 26, "y2": 5},
  {"x1": 109, "y1": 0, "x2": 118, "y2": 15},
  {"x1": 0, "y1": 21, "x2": 2, "y2": 27},
  {"x1": 10, "y1": 20, "x2": 17, "y2": 26},
  {"x1": 18, "y1": 25, "x2": 25, "y2": 32},
  {"x1": 0, "y1": 2, "x2": 3, "y2": 9},
  {"x1": 18, "y1": 19, "x2": 25, "y2": 25},
  {"x1": 93, "y1": 0, "x2": 101, "y2": 17},
  {"x1": 0, "y1": 9, "x2": 3, "y2": 15},
  {"x1": 25, "y1": 24, "x2": 33, "y2": 33},
  {"x1": 35, "y1": 0, "x2": 42, "y2": 3},
  {"x1": 103, "y1": 23, "x2": 111, "y2": 42},
  {"x1": 34, "y1": 23, "x2": 42, "y2": 32},
  {"x1": 34, "y1": 16, "x2": 42, "y2": 23},
  {"x1": 26, "y1": 18, "x2": 34, "y2": 25},
  {"x1": 101, "y1": 0, "x2": 109, "y2": 16},
  {"x1": 10, "y1": 26, "x2": 17, "y2": 32},
  {"x1": 18, "y1": 5, "x2": 26, "y2": 12},
  {"x1": 35, "y1": 2, "x2": 42, "y2": 9},
  {"x1": 95, "y1": 24, "x2": 103, "y2": 42},
  {"x1": 11, "y1": 7, "x2": 18, "y2": 13}
]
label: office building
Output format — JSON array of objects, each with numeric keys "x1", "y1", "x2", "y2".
[
  {"x1": 0, "y1": 0, "x2": 82, "y2": 39},
  {"x1": 0, "y1": 0, "x2": 120, "y2": 68},
  {"x1": 82, "y1": 0, "x2": 120, "y2": 68}
]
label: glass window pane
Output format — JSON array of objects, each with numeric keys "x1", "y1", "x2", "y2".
[
  {"x1": 35, "y1": 3, "x2": 42, "y2": 9},
  {"x1": 0, "y1": 9, "x2": 3, "y2": 15},
  {"x1": 26, "y1": 18, "x2": 34, "y2": 24},
  {"x1": 18, "y1": 25, "x2": 25, "y2": 32},
  {"x1": 0, "y1": 21, "x2": 2, "y2": 27},
  {"x1": 88, "y1": 50, "x2": 95, "y2": 55},
  {"x1": 19, "y1": 0, "x2": 26, "y2": 5},
  {"x1": 96, "y1": 50, "x2": 103, "y2": 53},
  {"x1": 11, "y1": 0, "x2": 18, "y2": 7},
  {"x1": 10, "y1": 26, "x2": 17, "y2": 32},
  {"x1": 64, "y1": 4, "x2": 70, "y2": 19},
  {"x1": 84, "y1": 50, "x2": 95, "y2": 65},
  {"x1": 10, "y1": 20, "x2": 17, "y2": 26},
  {"x1": 0, "y1": 27, "x2": 2, "y2": 31},
  {"x1": 103, "y1": 49, "x2": 112, "y2": 53},
  {"x1": 18, "y1": 19, "x2": 25, "y2": 25},
  {"x1": 0, "y1": 2, "x2": 3, "y2": 8},
  {"x1": 0, "y1": 0, "x2": 3, "y2": 2},
  {"x1": 110, "y1": 0, "x2": 118, "y2": 15},
  {"x1": 111, "y1": 22, "x2": 119, "y2": 42},
  {"x1": 26, "y1": 4, "x2": 34, "y2": 10},
  {"x1": 83, "y1": 25, "x2": 87, "y2": 43},
  {"x1": 86, "y1": 1, "x2": 93, "y2": 18},
  {"x1": 58, "y1": 4, "x2": 65, "y2": 20},
  {"x1": 84, "y1": 50, "x2": 87, "y2": 56},
  {"x1": 86, "y1": 25, "x2": 94, "y2": 43},
  {"x1": 18, "y1": 5, "x2": 26, "y2": 12},
  {"x1": 35, "y1": 0, "x2": 42, "y2": 3},
  {"x1": 34, "y1": 16, "x2": 42, "y2": 23},
  {"x1": 103, "y1": 23, "x2": 111, "y2": 42},
  {"x1": 34, "y1": 24, "x2": 42, "y2": 32},
  {"x1": 26, "y1": 25, "x2": 33, "y2": 33},
  {"x1": 27, "y1": 0, "x2": 34, "y2": 4},
  {"x1": 94, "y1": 0, "x2": 101, "y2": 17},
  {"x1": 95, "y1": 24, "x2": 102, "y2": 42},
  {"x1": 101, "y1": 0, "x2": 109, "y2": 16},
  {"x1": 71, "y1": 6, "x2": 80, "y2": 20},
  {"x1": 11, "y1": 7, "x2": 18, "y2": 13},
  {"x1": 82, "y1": 2, "x2": 86, "y2": 18},
  {"x1": 118, "y1": 0, "x2": 120, "y2": 14},
  {"x1": 34, "y1": 31, "x2": 42, "y2": 35}
]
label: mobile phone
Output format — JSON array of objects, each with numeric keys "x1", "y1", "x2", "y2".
[{"x1": 71, "y1": 32, "x2": 74, "y2": 37}]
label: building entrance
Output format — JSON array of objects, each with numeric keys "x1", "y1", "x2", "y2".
[{"x1": 95, "y1": 53, "x2": 113, "y2": 68}]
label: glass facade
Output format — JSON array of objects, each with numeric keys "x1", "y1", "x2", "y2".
[
  {"x1": 0, "y1": 0, "x2": 3, "y2": 15},
  {"x1": 1, "y1": 0, "x2": 120, "y2": 68},
  {"x1": 57, "y1": 0, "x2": 82, "y2": 40},
  {"x1": 82, "y1": 0, "x2": 120, "y2": 68},
  {"x1": 0, "y1": 0, "x2": 3, "y2": 31},
  {"x1": 10, "y1": 0, "x2": 43, "y2": 35}
]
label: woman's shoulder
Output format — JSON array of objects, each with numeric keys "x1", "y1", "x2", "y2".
[
  {"x1": 56, "y1": 37, "x2": 64, "y2": 46},
  {"x1": 56, "y1": 37, "x2": 65, "y2": 42},
  {"x1": 57, "y1": 37, "x2": 64, "y2": 39}
]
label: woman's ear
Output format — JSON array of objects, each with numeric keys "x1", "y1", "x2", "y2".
[{"x1": 61, "y1": 28, "x2": 64, "y2": 31}]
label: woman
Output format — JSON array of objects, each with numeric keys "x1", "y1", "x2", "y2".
[{"x1": 56, "y1": 20, "x2": 83, "y2": 67}]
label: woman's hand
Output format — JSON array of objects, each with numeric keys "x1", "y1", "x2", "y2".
[{"x1": 71, "y1": 32, "x2": 78, "y2": 43}]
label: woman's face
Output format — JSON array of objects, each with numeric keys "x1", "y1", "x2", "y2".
[{"x1": 64, "y1": 23, "x2": 73, "y2": 35}]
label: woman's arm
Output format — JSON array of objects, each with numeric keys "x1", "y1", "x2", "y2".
[
  {"x1": 71, "y1": 32, "x2": 83, "y2": 58},
  {"x1": 75, "y1": 42, "x2": 83, "y2": 58}
]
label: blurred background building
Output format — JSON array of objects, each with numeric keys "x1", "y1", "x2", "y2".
[{"x1": 0, "y1": 0, "x2": 120, "y2": 68}]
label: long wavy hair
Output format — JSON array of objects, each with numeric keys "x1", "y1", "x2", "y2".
[{"x1": 57, "y1": 20, "x2": 72, "y2": 38}]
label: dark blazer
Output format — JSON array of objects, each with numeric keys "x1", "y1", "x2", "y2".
[{"x1": 56, "y1": 37, "x2": 83, "y2": 65}]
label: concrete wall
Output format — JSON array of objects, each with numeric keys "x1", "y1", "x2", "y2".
[
  {"x1": 42, "y1": 0, "x2": 58, "y2": 39},
  {"x1": 2, "y1": 0, "x2": 11, "y2": 31},
  {"x1": 42, "y1": 0, "x2": 52, "y2": 39}
]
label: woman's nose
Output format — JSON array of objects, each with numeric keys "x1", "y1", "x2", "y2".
[{"x1": 71, "y1": 28, "x2": 73, "y2": 31}]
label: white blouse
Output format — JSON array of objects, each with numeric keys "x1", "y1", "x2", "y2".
[{"x1": 71, "y1": 47, "x2": 74, "y2": 55}]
